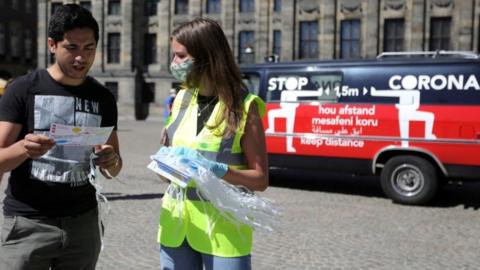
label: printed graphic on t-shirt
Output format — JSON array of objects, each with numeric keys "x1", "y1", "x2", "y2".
[{"x1": 31, "y1": 95, "x2": 102, "y2": 185}]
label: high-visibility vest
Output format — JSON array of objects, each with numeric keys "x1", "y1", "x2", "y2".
[{"x1": 158, "y1": 88, "x2": 265, "y2": 257}]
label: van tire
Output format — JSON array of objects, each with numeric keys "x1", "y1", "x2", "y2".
[{"x1": 380, "y1": 155, "x2": 438, "y2": 205}]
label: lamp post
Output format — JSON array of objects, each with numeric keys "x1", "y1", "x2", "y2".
[
  {"x1": 244, "y1": 45, "x2": 255, "y2": 64},
  {"x1": 265, "y1": 54, "x2": 280, "y2": 62}
]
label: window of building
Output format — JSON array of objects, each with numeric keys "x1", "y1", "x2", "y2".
[
  {"x1": 207, "y1": 0, "x2": 221, "y2": 14},
  {"x1": 175, "y1": 0, "x2": 188, "y2": 15},
  {"x1": 299, "y1": 21, "x2": 318, "y2": 59},
  {"x1": 105, "y1": 82, "x2": 119, "y2": 101},
  {"x1": 144, "y1": 33, "x2": 157, "y2": 65},
  {"x1": 108, "y1": 0, "x2": 121, "y2": 15},
  {"x1": 273, "y1": 0, "x2": 281, "y2": 13},
  {"x1": 384, "y1": 19, "x2": 404, "y2": 52},
  {"x1": 0, "y1": 24, "x2": 5, "y2": 57},
  {"x1": 478, "y1": 17, "x2": 480, "y2": 53},
  {"x1": 430, "y1": 17, "x2": 451, "y2": 51},
  {"x1": 51, "y1": 2, "x2": 63, "y2": 15},
  {"x1": 10, "y1": 24, "x2": 21, "y2": 59},
  {"x1": 239, "y1": 0, "x2": 254, "y2": 13},
  {"x1": 145, "y1": 0, "x2": 158, "y2": 16},
  {"x1": 12, "y1": 0, "x2": 19, "y2": 10},
  {"x1": 238, "y1": 31, "x2": 255, "y2": 64},
  {"x1": 25, "y1": 0, "x2": 33, "y2": 13},
  {"x1": 79, "y1": 1, "x2": 92, "y2": 11},
  {"x1": 25, "y1": 30, "x2": 33, "y2": 60},
  {"x1": 272, "y1": 30, "x2": 281, "y2": 59},
  {"x1": 340, "y1": 19, "x2": 361, "y2": 59},
  {"x1": 107, "y1": 33, "x2": 121, "y2": 63}
]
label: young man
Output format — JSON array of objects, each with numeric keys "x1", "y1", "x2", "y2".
[
  {"x1": 0, "y1": 4, "x2": 122, "y2": 269},
  {"x1": 0, "y1": 71, "x2": 12, "y2": 184}
]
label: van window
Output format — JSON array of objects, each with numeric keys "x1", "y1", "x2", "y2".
[
  {"x1": 242, "y1": 72, "x2": 261, "y2": 95},
  {"x1": 266, "y1": 72, "x2": 341, "y2": 103}
]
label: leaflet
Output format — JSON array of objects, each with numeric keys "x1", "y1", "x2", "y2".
[
  {"x1": 147, "y1": 158, "x2": 192, "y2": 188},
  {"x1": 49, "y1": 123, "x2": 114, "y2": 146}
]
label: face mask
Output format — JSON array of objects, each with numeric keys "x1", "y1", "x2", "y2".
[{"x1": 170, "y1": 59, "x2": 194, "y2": 82}]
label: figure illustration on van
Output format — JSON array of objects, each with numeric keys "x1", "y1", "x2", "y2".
[
  {"x1": 265, "y1": 80, "x2": 323, "y2": 152},
  {"x1": 369, "y1": 86, "x2": 436, "y2": 147}
]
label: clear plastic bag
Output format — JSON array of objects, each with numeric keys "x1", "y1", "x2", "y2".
[
  {"x1": 88, "y1": 153, "x2": 111, "y2": 252},
  {"x1": 149, "y1": 146, "x2": 281, "y2": 231}
]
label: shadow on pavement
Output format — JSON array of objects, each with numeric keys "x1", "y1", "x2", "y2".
[
  {"x1": 269, "y1": 168, "x2": 480, "y2": 209},
  {"x1": 432, "y1": 182, "x2": 480, "y2": 210},
  {"x1": 269, "y1": 168, "x2": 384, "y2": 198},
  {"x1": 105, "y1": 192, "x2": 164, "y2": 201}
]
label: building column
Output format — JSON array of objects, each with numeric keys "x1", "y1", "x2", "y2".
[{"x1": 37, "y1": 0, "x2": 49, "y2": 69}]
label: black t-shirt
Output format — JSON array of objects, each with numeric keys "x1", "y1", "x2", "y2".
[{"x1": 0, "y1": 69, "x2": 117, "y2": 217}]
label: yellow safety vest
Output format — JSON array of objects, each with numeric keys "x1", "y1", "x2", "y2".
[{"x1": 158, "y1": 88, "x2": 265, "y2": 257}]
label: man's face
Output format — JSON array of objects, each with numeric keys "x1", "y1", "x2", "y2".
[{"x1": 48, "y1": 28, "x2": 97, "y2": 83}]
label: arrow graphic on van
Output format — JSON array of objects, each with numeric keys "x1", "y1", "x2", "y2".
[{"x1": 363, "y1": 87, "x2": 369, "y2": 95}]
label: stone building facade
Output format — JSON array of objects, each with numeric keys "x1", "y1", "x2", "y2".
[
  {"x1": 36, "y1": 0, "x2": 480, "y2": 119},
  {"x1": 0, "y1": 0, "x2": 38, "y2": 78}
]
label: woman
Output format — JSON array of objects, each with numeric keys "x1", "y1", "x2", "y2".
[{"x1": 158, "y1": 18, "x2": 268, "y2": 270}]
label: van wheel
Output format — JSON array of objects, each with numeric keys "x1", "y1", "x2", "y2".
[{"x1": 380, "y1": 155, "x2": 438, "y2": 205}]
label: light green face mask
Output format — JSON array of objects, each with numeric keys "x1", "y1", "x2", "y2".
[{"x1": 170, "y1": 59, "x2": 194, "y2": 82}]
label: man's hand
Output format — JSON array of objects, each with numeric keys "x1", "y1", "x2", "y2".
[
  {"x1": 94, "y1": 144, "x2": 121, "y2": 179},
  {"x1": 23, "y1": 134, "x2": 55, "y2": 159}
]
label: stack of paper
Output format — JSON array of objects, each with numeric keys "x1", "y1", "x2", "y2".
[{"x1": 148, "y1": 158, "x2": 192, "y2": 188}]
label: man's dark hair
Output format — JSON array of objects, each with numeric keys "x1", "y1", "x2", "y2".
[
  {"x1": 0, "y1": 70, "x2": 12, "y2": 80},
  {"x1": 48, "y1": 4, "x2": 99, "y2": 43}
]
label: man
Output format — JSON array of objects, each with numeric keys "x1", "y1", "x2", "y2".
[
  {"x1": 0, "y1": 71, "x2": 12, "y2": 183},
  {"x1": 0, "y1": 4, "x2": 122, "y2": 269},
  {"x1": 163, "y1": 88, "x2": 177, "y2": 123}
]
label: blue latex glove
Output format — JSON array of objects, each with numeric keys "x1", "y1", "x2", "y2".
[
  {"x1": 180, "y1": 153, "x2": 229, "y2": 179},
  {"x1": 154, "y1": 146, "x2": 171, "y2": 156},
  {"x1": 169, "y1": 146, "x2": 196, "y2": 156},
  {"x1": 154, "y1": 146, "x2": 197, "y2": 157}
]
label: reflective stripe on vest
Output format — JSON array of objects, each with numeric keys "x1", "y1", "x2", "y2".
[
  {"x1": 167, "y1": 186, "x2": 209, "y2": 201},
  {"x1": 166, "y1": 89, "x2": 193, "y2": 144}
]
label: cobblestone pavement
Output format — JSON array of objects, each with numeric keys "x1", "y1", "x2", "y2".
[{"x1": 1, "y1": 119, "x2": 480, "y2": 270}]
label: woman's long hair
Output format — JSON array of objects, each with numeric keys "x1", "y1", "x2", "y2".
[{"x1": 171, "y1": 18, "x2": 245, "y2": 137}]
